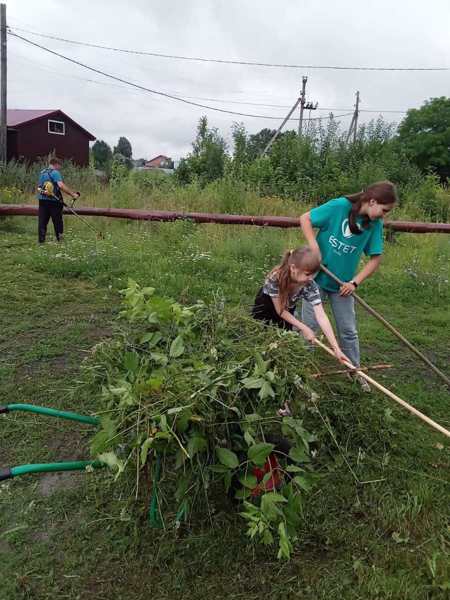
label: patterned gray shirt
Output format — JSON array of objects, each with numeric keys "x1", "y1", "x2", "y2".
[{"x1": 263, "y1": 274, "x2": 322, "y2": 309}]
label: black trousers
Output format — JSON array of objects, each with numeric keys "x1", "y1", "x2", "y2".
[
  {"x1": 251, "y1": 288, "x2": 294, "y2": 330},
  {"x1": 38, "y1": 200, "x2": 64, "y2": 243}
]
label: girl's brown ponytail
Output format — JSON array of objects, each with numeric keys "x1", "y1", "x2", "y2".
[
  {"x1": 269, "y1": 247, "x2": 320, "y2": 312},
  {"x1": 276, "y1": 249, "x2": 293, "y2": 312}
]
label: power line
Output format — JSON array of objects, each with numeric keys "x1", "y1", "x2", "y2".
[
  {"x1": 10, "y1": 51, "x2": 133, "y2": 89},
  {"x1": 7, "y1": 33, "x2": 408, "y2": 115},
  {"x1": 9, "y1": 31, "x2": 354, "y2": 123},
  {"x1": 9, "y1": 52, "x2": 409, "y2": 114},
  {"x1": 10, "y1": 51, "x2": 297, "y2": 105},
  {"x1": 9, "y1": 26, "x2": 450, "y2": 72}
]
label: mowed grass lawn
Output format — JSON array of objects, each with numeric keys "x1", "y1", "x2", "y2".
[{"x1": 1, "y1": 212, "x2": 449, "y2": 600}]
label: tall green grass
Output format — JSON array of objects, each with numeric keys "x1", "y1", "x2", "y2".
[
  {"x1": 0, "y1": 159, "x2": 101, "y2": 198},
  {"x1": 2, "y1": 158, "x2": 449, "y2": 222}
]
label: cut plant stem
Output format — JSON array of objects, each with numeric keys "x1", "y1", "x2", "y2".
[{"x1": 311, "y1": 364, "x2": 393, "y2": 379}]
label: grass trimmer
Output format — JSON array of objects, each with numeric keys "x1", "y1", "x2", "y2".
[{"x1": 63, "y1": 193, "x2": 105, "y2": 240}]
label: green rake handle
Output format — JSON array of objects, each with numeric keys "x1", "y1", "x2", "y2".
[{"x1": 0, "y1": 403, "x2": 100, "y2": 426}]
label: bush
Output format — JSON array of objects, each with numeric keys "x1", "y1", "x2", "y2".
[
  {"x1": 3, "y1": 111, "x2": 449, "y2": 223},
  {"x1": 0, "y1": 160, "x2": 37, "y2": 194},
  {"x1": 400, "y1": 175, "x2": 450, "y2": 221},
  {"x1": 174, "y1": 116, "x2": 228, "y2": 186},
  {"x1": 131, "y1": 169, "x2": 176, "y2": 194},
  {"x1": 0, "y1": 185, "x2": 24, "y2": 204},
  {"x1": 0, "y1": 159, "x2": 100, "y2": 197}
]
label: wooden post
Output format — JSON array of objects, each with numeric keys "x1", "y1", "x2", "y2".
[
  {"x1": 346, "y1": 90, "x2": 360, "y2": 144},
  {"x1": 0, "y1": 3, "x2": 7, "y2": 164}
]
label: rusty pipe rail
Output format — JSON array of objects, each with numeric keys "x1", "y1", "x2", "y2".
[{"x1": 1, "y1": 204, "x2": 450, "y2": 233}]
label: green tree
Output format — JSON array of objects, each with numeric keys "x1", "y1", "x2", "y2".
[
  {"x1": 229, "y1": 122, "x2": 250, "y2": 178},
  {"x1": 174, "y1": 158, "x2": 192, "y2": 185},
  {"x1": 114, "y1": 136, "x2": 133, "y2": 159},
  {"x1": 92, "y1": 140, "x2": 113, "y2": 171},
  {"x1": 397, "y1": 97, "x2": 450, "y2": 181},
  {"x1": 112, "y1": 152, "x2": 133, "y2": 170},
  {"x1": 176, "y1": 116, "x2": 227, "y2": 185},
  {"x1": 247, "y1": 128, "x2": 277, "y2": 160}
]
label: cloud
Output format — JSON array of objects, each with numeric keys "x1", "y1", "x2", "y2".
[{"x1": 7, "y1": 0, "x2": 450, "y2": 159}]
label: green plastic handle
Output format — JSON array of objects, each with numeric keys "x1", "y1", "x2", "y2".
[
  {"x1": 10, "y1": 461, "x2": 104, "y2": 478},
  {"x1": 3, "y1": 404, "x2": 99, "y2": 426}
]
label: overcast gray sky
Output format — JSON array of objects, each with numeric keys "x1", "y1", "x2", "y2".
[{"x1": 6, "y1": 0, "x2": 450, "y2": 160}]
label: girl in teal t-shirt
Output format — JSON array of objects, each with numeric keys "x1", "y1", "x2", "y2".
[{"x1": 299, "y1": 181, "x2": 398, "y2": 389}]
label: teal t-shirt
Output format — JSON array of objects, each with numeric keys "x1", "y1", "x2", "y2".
[{"x1": 310, "y1": 197, "x2": 384, "y2": 292}]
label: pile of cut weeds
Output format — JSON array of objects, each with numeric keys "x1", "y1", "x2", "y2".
[{"x1": 86, "y1": 281, "x2": 394, "y2": 559}]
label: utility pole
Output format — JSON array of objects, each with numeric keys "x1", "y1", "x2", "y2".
[
  {"x1": 261, "y1": 95, "x2": 302, "y2": 157},
  {"x1": 353, "y1": 90, "x2": 360, "y2": 143},
  {"x1": 0, "y1": 3, "x2": 6, "y2": 164},
  {"x1": 261, "y1": 77, "x2": 318, "y2": 157},
  {"x1": 346, "y1": 90, "x2": 360, "y2": 144},
  {"x1": 297, "y1": 76, "x2": 318, "y2": 137},
  {"x1": 298, "y1": 76, "x2": 307, "y2": 136}
]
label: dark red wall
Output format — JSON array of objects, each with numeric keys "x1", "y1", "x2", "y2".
[
  {"x1": 10, "y1": 112, "x2": 92, "y2": 166},
  {"x1": 7, "y1": 130, "x2": 18, "y2": 162}
]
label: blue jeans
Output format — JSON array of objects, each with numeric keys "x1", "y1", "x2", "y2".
[{"x1": 301, "y1": 289, "x2": 360, "y2": 367}]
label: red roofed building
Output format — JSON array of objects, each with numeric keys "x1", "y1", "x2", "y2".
[
  {"x1": 145, "y1": 155, "x2": 174, "y2": 169},
  {"x1": 7, "y1": 109, "x2": 96, "y2": 166}
]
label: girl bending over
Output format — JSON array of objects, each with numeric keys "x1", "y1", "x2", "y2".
[{"x1": 252, "y1": 247, "x2": 348, "y2": 364}]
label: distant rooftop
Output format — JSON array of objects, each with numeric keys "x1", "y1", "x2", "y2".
[
  {"x1": 7, "y1": 109, "x2": 95, "y2": 140},
  {"x1": 7, "y1": 109, "x2": 57, "y2": 127}
]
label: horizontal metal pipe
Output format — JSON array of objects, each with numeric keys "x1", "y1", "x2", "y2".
[{"x1": 1, "y1": 204, "x2": 449, "y2": 233}]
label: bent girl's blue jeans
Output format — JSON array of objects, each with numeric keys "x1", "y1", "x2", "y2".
[{"x1": 300, "y1": 289, "x2": 360, "y2": 367}]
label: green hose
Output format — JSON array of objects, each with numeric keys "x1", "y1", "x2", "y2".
[
  {"x1": 2, "y1": 403, "x2": 99, "y2": 426},
  {"x1": 0, "y1": 461, "x2": 104, "y2": 481}
]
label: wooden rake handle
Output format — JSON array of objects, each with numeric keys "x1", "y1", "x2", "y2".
[
  {"x1": 319, "y1": 264, "x2": 450, "y2": 388},
  {"x1": 313, "y1": 338, "x2": 450, "y2": 440}
]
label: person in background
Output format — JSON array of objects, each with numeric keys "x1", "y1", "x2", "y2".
[
  {"x1": 299, "y1": 181, "x2": 398, "y2": 391},
  {"x1": 37, "y1": 157, "x2": 80, "y2": 243}
]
